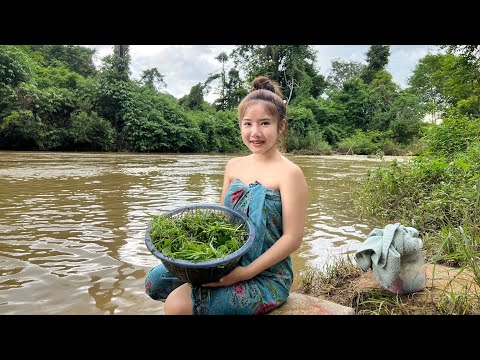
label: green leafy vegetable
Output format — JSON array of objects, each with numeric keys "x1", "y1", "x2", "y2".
[{"x1": 149, "y1": 210, "x2": 248, "y2": 262}]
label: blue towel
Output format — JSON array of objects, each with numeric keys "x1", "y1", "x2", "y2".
[{"x1": 354, "y1": 223, "x2": 423, "y2": 290}]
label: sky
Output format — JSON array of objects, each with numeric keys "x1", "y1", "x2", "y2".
[{"x1": 86, "y1": 45, "x2": 438, "y2": 103}]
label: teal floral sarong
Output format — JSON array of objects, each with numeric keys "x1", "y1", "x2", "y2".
[{"x1": 145, "y1": 178, "x2": 293, "y2": 315}]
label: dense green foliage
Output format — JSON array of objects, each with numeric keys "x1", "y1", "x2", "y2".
[
  {"x1": 0, "y1": 44, "x2": 477, "y2": 156},
  {"x1": 353, "y1": 46, "x2": 480, "y2": 267}
]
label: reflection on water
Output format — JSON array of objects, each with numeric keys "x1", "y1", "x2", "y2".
[{"x1": 0, "y1": 151, "x2": 386, "y2": 314}]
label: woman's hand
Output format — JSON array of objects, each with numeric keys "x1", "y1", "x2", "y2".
[{"x1": 201, "y1": 266, "x2": 250, "y2": 287}]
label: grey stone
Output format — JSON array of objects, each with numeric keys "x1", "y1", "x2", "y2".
[{"x1": 268, "y1": 292, "x2": 355, "y2": 315}]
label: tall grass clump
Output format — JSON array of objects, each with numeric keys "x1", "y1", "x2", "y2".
[
  {"x1": 297, "y1": 255, "x2": 362, "y2": 297},
  {"x1": 353, "y1": 138, "x2": 480, "y2": 236},
  {"x1": 432, "y1": 218, "x2": 480, "y2": 315},
  {"x1": 353, "y1": 289, "x2": 414, "y2": 315}
]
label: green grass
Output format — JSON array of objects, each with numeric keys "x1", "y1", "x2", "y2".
[{"x1": 297, "y1": 251, "x2": 480, "y2": 315}]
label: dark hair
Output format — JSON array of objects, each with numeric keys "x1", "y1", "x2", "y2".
[{"x1": 238, "y1": 76, "x2": 287, "y2": 124}]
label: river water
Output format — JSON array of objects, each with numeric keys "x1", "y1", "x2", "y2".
[{"x1": 0, "y1": 151, "x2": 391, "y2": 314}]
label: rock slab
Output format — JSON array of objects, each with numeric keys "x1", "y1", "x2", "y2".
[{"x1": 268, "y1": 292, "x2": 355, "y2": 315}]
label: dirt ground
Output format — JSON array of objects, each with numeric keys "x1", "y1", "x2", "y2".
[{"x1": 299, "y1": 264, "x2": 480, "y2": 314}]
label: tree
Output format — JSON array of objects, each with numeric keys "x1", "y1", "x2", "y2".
[
  {"x1": 221, "y1": 69, "x2": 248, "y2": 110},
  {"x1": 110, "y1": 45, "x2": 130, "y2": 81},
  {"x1": 0, "y1": 46, "x2": 38, "y2": 126},
  {"x1": 409, "y1": 53, "x2": 480, "y2": 118},
  {"x1": 95, "y1": 45, "x2": 132, "y2": 148},
  {"x1": 367, "y1": 70, "x2": 400, "y2": 131},
  {"x1": 387, "y1": 91, "x2": 424, "y2": 144},
  {"x1": 408, "y1": 54, "x2": 450, "y2": 119},
  {"x1": 231, "y1": 45, "x2": 326, "y2": 103},
  {"x1": 28, "y1": 45, "x2": 96, "y2": 77},
  {"x1": 439, "y1": 45, "x2": 480, "y2": 117},
  {"x1": 179, "y1": 83, "x2": 206, "y2": 110},
  {"x1": 326, "y1": 59, "x2": 365, "y2": 91},
  {"x1": 140, "y1": 68, "x2": 166, "y2": 91},
  {"x1": 0, "y1": 46, "x2": 36, "y2": 88},
  {"x1": 215, "y1": 52, "x2": 228, "y2": 108},
  {"x1": 335, "y1": 78, "x2": 371, "y2": 130},
  {"x1": 114, "y1": 45, "x2": 128, "y2": 58},
  {"x1": 361, "y1": 45, "x2": 390, "y2": 84},
  {"x1": 440, "y1": 45, "x2": 480, "y2": 66}
]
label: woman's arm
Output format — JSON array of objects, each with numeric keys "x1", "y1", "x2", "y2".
[{"x1": 220, "y1": 159, "x2": 234, "y2": 205}]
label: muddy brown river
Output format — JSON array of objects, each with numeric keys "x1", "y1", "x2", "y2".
[{"x1": 0, "y1": 151, "x2": 397, "y2": 314}]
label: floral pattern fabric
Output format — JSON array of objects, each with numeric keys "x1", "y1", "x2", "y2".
[
  {"x1": 191, "y1": 178, "x2": 293, "y2": 315},
  {"x1": 144, "y1": 178, "x2": 293, "y2": 314}
]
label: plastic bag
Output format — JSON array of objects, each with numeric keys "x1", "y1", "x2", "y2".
[
  {"x1": 354, "y1": 223, "x2": 426, "y2": 295},
  {"x1": 387, "y1": 246, "x2": 426, "y2": 295}
]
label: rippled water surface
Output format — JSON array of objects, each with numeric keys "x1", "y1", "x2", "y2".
[{"x1": 0, "y1": 151, "x2": 388, "y2": 314}]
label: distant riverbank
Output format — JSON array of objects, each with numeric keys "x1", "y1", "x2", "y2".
[{"x1": 293, "y1": 154, "x2": 415, "y2": 162}]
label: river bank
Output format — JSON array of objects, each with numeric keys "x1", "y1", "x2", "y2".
[
  {"x1": 295, "y1": 261, "x2": 480, "y2": 315},
  {"x1": 296, "y1": 154, "x2": 415, "y2": 162}
]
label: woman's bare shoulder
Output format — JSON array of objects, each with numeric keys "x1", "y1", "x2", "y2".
[
  {"x1": 226, "y1": 155, "x2": 249, "y2": 168},
  {"x1": 280, "y1": 155, "x2": 304, "y2": 176},
  {"x1": 278, "y1": 156, "x2": 306, "y2": 190}
]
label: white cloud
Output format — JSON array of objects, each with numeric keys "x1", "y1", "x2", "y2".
[
  {"x1": 313, "y1": 45, "x2": 438, "y2": 88},
  {"x1": 314, "y1": 45, "x2": 371, "y2": 73},
  {"x1": 86, "y1": 45, "x2": 436, "y2": 102}
]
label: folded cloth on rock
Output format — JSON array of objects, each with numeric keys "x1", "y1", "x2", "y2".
[{"x1": 354, "y1": 223, "x2": 424, "y2": 293}]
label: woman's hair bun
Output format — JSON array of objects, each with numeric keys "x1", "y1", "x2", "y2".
[{"x1": 252, "y1": 76, "x2": 282, "y2": 97}]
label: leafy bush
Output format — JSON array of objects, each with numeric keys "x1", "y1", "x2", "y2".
[
  {"x1": 353, "y1": 141, "x2": 480, "y2": 234},
  {"x1": 424, "y1": 116, "x2": 480, "y2": 158}
]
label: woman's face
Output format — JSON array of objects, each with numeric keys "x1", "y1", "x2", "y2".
[{"x1": 240, "y1": 103, "x2": 284, "y2": 155}]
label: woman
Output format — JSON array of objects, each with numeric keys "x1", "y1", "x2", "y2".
[{"x1": 145, "y1": 76, "x2": 308, "y2": 314}]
